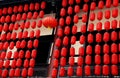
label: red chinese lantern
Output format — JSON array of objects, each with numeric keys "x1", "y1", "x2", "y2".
[
  {"x1": 28, "y1": 67, "x2": 34, "y2": 77},
  {"x1": 20, "y1": 40, "x2": 26, "y2": 48},
  {"x1": 60, "y1": 57, "x2": 66, "y2": 66},
  {"x1": 20, "y1": 22, "x2": 24, "y2": 29},
  {"x1": 0, "y1": 24, "x2": 2, "y2": 32},
  {"x1": 11, "y1": 60, "x2": 16, "y2": 68},
  {"x1": 98, "y1": 0, "x2": 104, "y2": 9},
  {"x1": 0, "y1": 60, "x2": 3, "y2": 68},
  {"x1": 67, "y1": 6, "x2": 73, "y2": 15},
  {"x1": 105, "y1": 10, "x2": 110, "y2": 19},
  {"x1": 70, "y1": 47, "x2": 75, "y2": 56},
  {"x1": 8, "y1": 7, "x2": 12, "y2": 14},
  {"x1": 9, "y1": 23, "x2": 14, "y2": 31},
  {"x1": 79, "y1": 47, "x2": 84, "y2": 56},
  {"x1": 19, "y1": 50, "x2": 24, "y2": 58},
  {"x1": 7, "y1": 51, "x2": 12, "y2": 59},
  {"x1": 76, "y1": 0, "x2": 81, "y2": 4},
  {"x1": 51, "y1": 68, "x2": 57, "y2": 77},
  {"x1": 74, "y1": 5, "x2": 80, "y2": 13},
  {"x1": 104, "y1": 21, "x2": 110, "y2": 30},
  {"x1": 77, "y1": 56, "x2": 83, "y2": 66},
  {"x1": 31, "y1": 21, "x2": 36, "y2": 29},
  {"x1": 84, "y1": 0, "x2": 89, "y2": 3},
  {"x1": 111, "y1": 54, "x2": 118, "y2": 64},
  {"x1": 5, "y1": 15, "x2": 10, "y2": 23},
  {"x1": 102, "y1": 65, "x2": 109, "y2": 75},
  {"x1": 59, "y1": 67, "x2": 65, "y2": 77},
  {"x1": 72, "y1": 25, "x2": 77, "y2": 34},
  {"x1": 25, "y1": 21, "x2": 30, "y2": 29},
  {"x1": 111, "y1": 20, "x2": 117, "y2": 29},
  {"x1": 85, "y1": 55, "x2": 91, "y2": 65},
  {"x1": 97, "y1": 11, "x2": 103, "y2": 20},
  {"x1": 82, "y1": 14, "x2": 87, "y2": 23},
  {"x1": 35, "y1": 30, "x2": 40, "y2": 38},
  {"x1": 90, "y1": 2, "x2": 96, "y2": 10},
  {"x1": 31, "y1": 49, "x2": 37, "y2": 58},
  {"x1": 0, "y1": 42, "x2": 3, "y2": 50},
  {"x1": 59, "y1": 17, "x2": 65, "y2": 26},
  {"x1": 106, "y1": 0, "x2": 111, "y2": 8},
  {"x1": 53, "y1": 59, "x2": 58, "y2": 68},
  {"x1": 111, "y1": 65, "x2": 118, "y2": 75},
  {"x1": 96, "y1": 22, "x2": 102, "y2": 31},
  {"x1": 24, "y1": 4, "x2": 29, "y2": 12},
  {"x1": 96, "y1": 33, "x2": 102, "y2": 43},
  {"x1": 87, "y1": 33, "x2": 93, "y2": 43},
  {"x1": 11, "y1": 14, "x2": 16, "y2": 22},
  {"x1": 14, "y1": 68, "x2": 20, "y2": 77},
  {"x1": 9, "y1": 69, "x2": 15, "y2": 77},
  {"x1": 67, "y1": 66, "x2": 73, "y2": 76},
  {"x1": 88, "y1": 23, "x2": 94, "y2": 32},
  {"x1": 35, "y1": 2, "x2": 40, "y2": 10},
  {"x1": 9, "y1": 41, "x2": 14, "y2": 49},
  {"x1": 4, "y1": 60, "x2": 10, "y2": 68},
  {"x1": 86, "y1": 45, "x2": 92, "y2": 55},
  {"x1": 27, "y1": 40, "x2": 32, "y2": 49},
  {"x1": 27, "y1": 12, "x2": 32, "y2": 19},
  {"x1": 3, "y1": 23, "x2": 8, "y2": 32},
  {"x1": 111, "y1": 31, "x2": 117, "y2": 41},
  {"x1": 90, "y1": 12, "x2": 95, "y2": 21},
  {"x1": 69, "y1": 57, "x2": 74, "y2": 66},
  {"x1": 94, "y1": 65, "x2": 101, "y2": 75},
  {"x1": 2, "y1": 7, "x2": 7, "y2": 15},
  {"x1": 25, "y1": 50, "x2": 31, "y2": 59},
  {"x1": 14, "y1": 23, "x2": 19, "y2": 30},
  {"x1": 0, "y1": 9, "x2": 2, "y2": 16},
  {"x1": 13, "y1": 6, "x2": 18, "y2": 13},
  {"x1": 113, "y1": 0, "x2": 118, "y2": 7},
  {"x1": 60, "y1": 8, "x2": 66, "y2": 17},
  {"x1": 71, "y1": 36, "x2": 76, "y2": 44},
  {"x1": 1, "y1": 16, "x2": 5, "y2": 23},
  {"x1": 23, "y1": 59, "x2": 29, "y2": 68},
  {"x1": 69, "y1": 0, "x2": 74, "y2": 5},
  {"x1": 62, "y1": 0, "x2": 67, "y2": 7},
  {"x1": 111, "y1": 43, "x2": 117, "y2": 53},
  {"x1": 29, "y1": 58, "x2": 35, "y2": 67},
  {"x1": 57, "y1": 28, "x2": 63, "y2": 37},
  {"x1": 33, "y1": 39, "x2": 39, "y2": 48},
  {"x1": 55, "y1": 38, "x2": 61, "y2": 47},
  {"x1": 103, "y1": 32, "x2": 109, "y2": 42},
  {"x1": 16, "y1": 14, "x2": 21, "y2": 21},
  {"x1": 64, "y1": 26, "x2": 70, "y2": 35},
  {"x1": 3, "y1": 42, "x2": 9, "y2": 50},
  {"x1": 2, "y1": 69, "x2": 8, "y2": 77},
  {"x1": 37, "y1": 20, "x2": 42, "y2": 28},
  {"x1": 83, "y1": 4, "x2": 88, "y2": 12},
  {"x1": 53, "y1": 49, "x2": 59, "y2": 58},
  {"x1": 21, "y1": 68, "x2": 27, "y2": 77},
  {"x1": 13, "y1": 51, "x2": 18, "y2": 59},
  {"x1": 39, "y1": 10, "x2": 44, "y2": 18},
  {"x1": 61, "y1": 47, "x2": 67, "y2": 57},
  {"x1": 29, "y1": 3, "x2": 34, "y2": 11},
  {"x1": 42, "y1": 17, "x2": 57, "y2": 28},
  {"x1": 95, "y1": 44, "x2": 101, "y2": 54},
  {"x1": 63, "y1": 36, "x2": 69, "y2": 46},
  {"x1": 76, "y1": 66, "x2": 82, "y2": 76},
  {"x1": 18, "y1": 32, "x2": 23, "y2": 39},
  {"x1": 103, "y1": 54, "x2": 110, "y2": 64},
  {"x1": 16, "y1": 58, "x2": 22, "y2": 67},
  {"x1": 41, "y1": 1, "x2": 46, "y2": 9},
  {"x1": 22, "y1": 31, "x2": 28, "y2": 38},
  {"x1": 0, "y1": 33, "x2": 6, "y2": 41},
  {"x1": 103, "y1": 44, "x2": 109, "y2": 54},
  {"x1": 81, "y1": 24, "x2": 86, "y2": 33},
  {"x1": 79, "y1": 35, "x2": 85, "y2": 44},
  {"x1": 33, "y1": 12, "x2": 38, "y2": 19},
  {"x1": 66, "y1": 16, "x2": 71, "y2": 25},
  {"x1": 22, "y1": 13, "x2": 27, "y2": 20},
  {"x1": 18, "y1": 5, "x2": 23, "y2": 12},
  {"x1": 85, "y1": 65, "x2": 91, "y2": 76},
  {"x1": 73, "y1": 15, "x2": 79, "y2": 23},
  {"x1": 95, "y1": 55, "x2": 101, "y2": 64},
  {"x1": 112, "y1": 8, "x2": 118, "y2": 18}
]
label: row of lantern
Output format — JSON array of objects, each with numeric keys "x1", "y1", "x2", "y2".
[
  {"x1": 0, "y1": 30, "x2": 40, "y2": 41},
  {"x1": 1, "y1": 67, "x2": 34, "y2": 77},
  {"x1": 0, "y1": 11, "x2": 44, "y2": 23},
  {"x1": 90, "y1": 8, "x2": 118, "y2": 21},
  {"x1": 0, "y1": 1, "x2": 46, "y2": 16}
]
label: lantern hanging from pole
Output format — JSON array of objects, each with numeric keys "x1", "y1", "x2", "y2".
[{"x1": 42, "y1": 17, "x2": 57, "y2": 28}]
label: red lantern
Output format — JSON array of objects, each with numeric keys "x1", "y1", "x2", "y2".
[
  {"x1": 42, "y1": 17, "x2": 57, "y2": 28},
  {"x1": 79, "y1": 47, "x2": 84, "y2": 56},
  {"x1": 5, "y1": 15, "x2": 10, "y2": 23},
  {"x1": 111, "y1": 43, "x2": 117, "y2": 53},
  {"x1": 25, "y1": 21, "x2": 30, "y2": 29},
  {"x1": 39, "y1": 10, "x2": 44, "y2": 18},
  {"x1": 53, "y1": 59, "x2": 58, "y2": 68},
  {"x1": 61, "y1": 47, "x2": 67, "y2": 57},
  {"x1": 105, "y1": 10, "x2": 110, "y2": 19},
  {"x1": 85, "y1": 55, "x2": 91, "y2": 65},
  {"x1": 51, "y1": 68, "x2": 57, "y2": 77},
  {"x1": 59, "y1": 17, "x2": 65, "y2": 26},
  {"x1": 103, "y1": 32, "x2": 109, "y2": 42},
  {"x1": 31, "y1": 49, "x2": 37, "y2": 58},
  {"x1": 73, "y1": 15, "x2": 79, "y2": 23},
  {"x1": 96, "y1": 33, "x2": 102, "y2": 43},
  {"x1": 35, "y1": 30, "x2": 40, "y2": 38},
  {"x1": 0, "y1": 9, "x2": 2, "y2": 16},
  {"x1": 30, "y1": 3, "x2": 34, "y2": 11},
  {"x1": 0, "y1": 33, "x2": 6, "y2": 41},
  {"x1": 55, "y1": 38, "x2": 61, "y2": 47},
  {"x1": 27, "y1": 12, "x2": 32, "y2": 19},
  {"x1": 69, "y1": 0, "x2": 74, "y2": 5},
  {"x1": 23, "y1": 59, "x2": 29, "y2": 68},
  {"x1": 95, "y1": 55, "x2": 101, "y2": 64},
  {"x1": 0, "y1": 42, "x2": 3, "y2": 50},
  {"x1": 74, "y1": 5, "x2": 80, "y2": 13},
  {"x1": 14, "y1": 68, "x2": 20, "y2": 77},
  {"x1": 95, "y1": 44, "x2": 101, "y2": 54},
  {"x1": 3, "y1": 23, "x2": 8, "y2": 32},
  {"x1": 63, "y1": 36, "x2": 69, "y2": 46},
  {"x1": 2, "y1": 69, "x2": 8, "y2": 77},
  {"x1": 20, "y1": 22, "x2": 24, "y2": 29},
  {"x1": 4, "y1": 60, "x2": 10, "y2": 68},
  {"x1": 0, "y1": 24, "x2": 2, "y2": 32},
  {"x1": 27, "y1": 40, "x2": 33, "y2": 49},
  {"x1": 104, "y1": 21, "x2": 110, "y2": 30},
  {"x1": 2, "y1": 7, "x2": 7, "y2": 15},
  {"x1": 31, "y1": 21, "x2": 36, "y2": 29},
  {"x1": 19, "y1": 50, "x2": 24, "y2": 58},
  {"x1": 1, "y1": 16, "x2": 5, "y2": 23},
  {"x1": 20, "y1": 40, "x2": 26, "y2": 48},
  {"x1": 41, "y1": 1, "x2": 46, "y2": 9},
  {"x1": 71, "y1": 36, "x2": 76, "y2": 44},
  {"x1": 79, "y1": 35, "x2": 85, "y2": 44},
  {"x1": 57, "y1": 28, "x2": 63, "y2": 37},
  {"x1": 11, "y1": 60, "x2": 16, "y2": 68},
  {"x1": 70, "y1": 47, "x2": 75, "y2": 56},
  {"x1": 88, "y1": 23, "x2": 94, "y2": 32},
  {"x1": 60, "y1": 8, "x2": 66, "y2": 17},
  {"x1": 102, "y1": 65, "x2": 109, "y2": 75},
  {"x1": 8, "y1": 7, "x2": 12, "y2": 14},
  {"x1": 90, "y1": 12, "x2": 95, "y2": 21},
  {"x1": 112, "y1": 20, "x2": 117, "y2": 29},
  {"x1": 62, "y1": 0, "x2": 67, "y2": 7},
  {"x1": 28, "y1": 67, "x2": 34, "y2": 77},
  {"x1": 77, "y1": 56, "x2": 83, "y2": 66},
  {"x1": 53, "y1": 49, "x2": 59, "y2": 58},
  {"x1": 33, "y1": 39, "x2": 39, "y2": 48},
  {"x1": 7, "y1": 51, "x2": 12, "y2": 59},
  {"x1": 81, "y1": 24, "x2": 86, "y2": 33},
  {"x1": 59, "y1": 67, "x2": 65, "y2": 77},
  {"x1": 67, "y1": 66, "x2": 73, "y2": 76},
  {"x1": 82, "y1": 14, "x2": 87, "y2": 23},
  {"x1": 14, "y1": 23, "x2": 19, "y2": 30},
  {"x1": 33, "y1": 12, "x2": 38, "y2": 19},
  {"x1": 16, "y1": 41, "x2": 21, "y2": 49},
  {"x1": 67, "y1": 6, "x2": 73, "y2": 15},
  {"x1": 66, "y1": 16, "x2": 71, "y2": 25},
  {"x1": 103, "y1": 54, "x2": 110, "y2": 64},
  {"x1": 94, "y1": 65, "x2": 101, "y2": 75},
  {"x1": 16, "y1": 58, "x2": 22, "y2": 67},
  {"x1": 76, "y1": 0, "x2": 81, "y2": 4},
  {"x1": 85, "y1": 65, "x2": 91, "y2": 76},
  {"x1": 25, "y1": 50, "x2": 31, "y2": 59},
  {"x1": 9, "y1": 41, "x2": 14, "y2": 49},
  {"x1": 106, "y1": 0, "x2": 111, "y2": 8},
  {"x1": 103, "y1": 44, "x2": 109, "y2": 54},
  {"x1": 111, "y1": 65, "x2": 118, "y2": 75},
  {"x1": 24, "y1": 4, "x2": 29, "y2": 12},
  {"x1": 84, "y1": 0, "x2": 89, "y2": 3},
  {"x1": 9, "y1": 69, "x2": 15, "y2": 77},
  {"x1": 86, "y1": 45, "x2": 92, "y2": 55},
  {"x1": 113, "y1": 0, "x2": 118, "y2": 7},
  {"x1": 111, "y1": 54, "x2": 118, "y2": 64},
  {"x1": 16, "y1": 14, "x2": 21, "y2": 21},
  {"x1": 9, "y1": 23, "x2": 14, "y2": 31},
  {"x1": 64, "y1": 26, "x2": 70, "y2": 35},
  {"x1": 111, "y1": 31, "x2": 117, "y2": 41},
  {"x1": 18, "y1": 5, "x2": 23, "y2": 12},
  {"x1": 37, "y1": 20, "x2": 42, "y2": 28},
  {"x1": 83, "y1": 4, "x2": 88, "y2": 12},
  {"x1": 35, "y1": 2, "x2": 40, "y2": 10},
  {"x1": 76, "y1": 66, "x2": 82, "y2": 76},
  {"x1": 13, "y1": 51, "x2": 18, "y2": 59},
  {"x1": 87, "y1": 33, "x2": 93, "y2": 43},
  {"x1": 96, "y1": 22, "x2": 102, "y2": 31},
  {"x1": 18, "y1": 32, "x2": 23, "y2": 39},
  {"x1": 112, "y1": 8, "x2": 118, "y2": 18},
  {"x1": 97, "y1": 11, "x2": 103, "y2": 20},
  {"x1": 90, "y1": 2, "x2": 96, "y2": 10},
  {"x1": 13, "y1": 6, "x2": 18, "y2": 13},
  {"x1": 29, "y1": 58, "x2": 35, "y2": 67},
  {"x1": 22, "y1": 31, "x2": 28, "y2": 38},
  {"x1": 98, "y1": 0, "x2": 104, "y2": 9},
  {"x1": 72, "y1": 25, "x2": 77, "y2": 34},
  {"x1": 22, "y1": 13, "x2": 27, "y2": 20},
  {"x1": 60, "y1": 57, "x2": 66, "y2": 66},
  {"x1": 0, "y1": 60, "x2": 3, "y2": 68},
  {"x1": 3, "y1": 42, "x2": 9, "y2": 50},
  {"x1": 21, "y1": 68, "x2": 27, "y2": 77},
  {"x1": 69, "y1": 57, "x2": 74, "y2": 66},
  {"x1": 11, "y1": 14, "x2": 16, "y2": 22}
]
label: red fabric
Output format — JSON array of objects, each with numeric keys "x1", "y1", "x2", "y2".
[
  {"x1": 86, "y1": 45, "x2": 92, "y2": 55},
  {"x1": 85, "y1": 55, "x2": 91, "y2": 65},
  {"x1": 76, "y1": 66, "x2": 82, "y2": 76},
  {"x1": 77, "y1": 56, "x2": 83, "y2": 66},
  {"x1": 63, "y1": 36, "x2": 69, "y2": 46},
  {"x1": 95, "y1": 44, "x2": 101, "y2": 54},
  {"x1": 85, "y1": 65, "x2": 91, "y2": 76},
  {"x1": 103, "y1": 54, "x2": 110, "y2": 64},
  {"x1": 95, "y1": 55, "x2": 101, "y2": 64}
]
